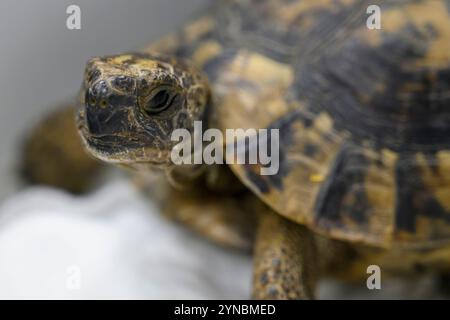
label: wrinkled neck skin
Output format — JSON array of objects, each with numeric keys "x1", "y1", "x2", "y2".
[
  {"x1": 165, "y1": 163, "x2": 206, "y2": 189},
  {"x1": 165, "y1": 109, "x2": 214, "y2": 190},
  {"x1": 114, "y1": 160, "x2": 205, "y2": 196}
]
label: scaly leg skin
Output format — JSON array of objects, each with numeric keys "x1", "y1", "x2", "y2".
[
  {"x1": 21, "y1": 104, "x2": 103, "y2": 194},
  {"x1": 252, "y1": 211, "x2": 318, "y2": 299},
  {"x1": 163, "y1": 185, "x2": 259, "y2": 251}
]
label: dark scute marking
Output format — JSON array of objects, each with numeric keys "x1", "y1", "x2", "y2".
[
  {"x1": 244, "y1": 167, "x2": 270, "y2": 193},
  {"x1": 304, "y1": 143, "x2": 319, "y2": 157},
  {"x1": 445, "y1": 0, "x2": 450, "y2": 15},
  {"x1": 267, "y1": 110, "x2": 316, "y2": 190},
  {"x1": 216, "y1": 0, "x2": 369, "y2": 63},
  {"x1": 243, "y1": 110, "x2": 312, "y2": 193},
  {"x1": 315, "y1": 143, "x2": 371, "y2": 225},
  {"x1": 295, "y1": 20, "x2": 450, "y2": 152},
  {"x1": 302, "y1": 117, "x2": 313, "y2": 128},
  {"x1": 424, "y1": 198, "x2": 448, "y2": 220},
  {"x1": 264, "y1": 128, "x2": 288, "y2": 190},
  {"x1": 395, "y1": 155, "x2": 426, "y2": 232},
  {"x1": 395, "y1": 153, "x2": 450, "y2": 232},
  {"x1": 201, "y1": 48, "x2": 240, "y2": 81},
  {"x1": 175, "y1": 29, "x2": 215, "y2": 59}
]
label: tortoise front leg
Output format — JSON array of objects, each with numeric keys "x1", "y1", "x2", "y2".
[
  {"x1": 252, "y1": 211, "x2": 318, "y2": 299},
  {"x1": 163, "y1": 186, "x2": 259, "y2": 251}
]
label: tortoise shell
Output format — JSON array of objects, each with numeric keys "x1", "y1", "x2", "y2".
[{"x1": 147, "y1": 0, "x2": 450, "y2": 248}]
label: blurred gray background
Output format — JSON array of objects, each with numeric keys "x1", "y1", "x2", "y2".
[{"x1": 0, "y1": 0, "x2": 207, "y2": 200}]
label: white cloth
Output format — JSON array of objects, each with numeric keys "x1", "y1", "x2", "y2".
[
  {"x1": 0, "y1": 179, "x2": 441, "y2": 299},
  {"x1": 0, "y1": 180, "x2": 251, "y2": 299}
]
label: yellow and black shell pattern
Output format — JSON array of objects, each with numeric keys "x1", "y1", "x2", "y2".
[{"x1": 145, "y1": 0, "x2": 450, "y2": 248}]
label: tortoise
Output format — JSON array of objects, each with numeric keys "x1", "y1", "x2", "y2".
[{"x1": 22, "y1": 0, "x2": 450, "y2": 299}]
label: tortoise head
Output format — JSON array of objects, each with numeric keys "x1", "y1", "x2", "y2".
[{"x1": 77, "y1": 53, "x2": 209, "y2": 169}]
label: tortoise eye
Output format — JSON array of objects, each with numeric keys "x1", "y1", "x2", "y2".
[{"x1": 142, "y1": 88, "x2": 176, "y2": 114}]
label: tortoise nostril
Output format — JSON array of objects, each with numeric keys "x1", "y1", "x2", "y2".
[{"x1": 99, "y1": 99, "x2": 108, "y2": 108}]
